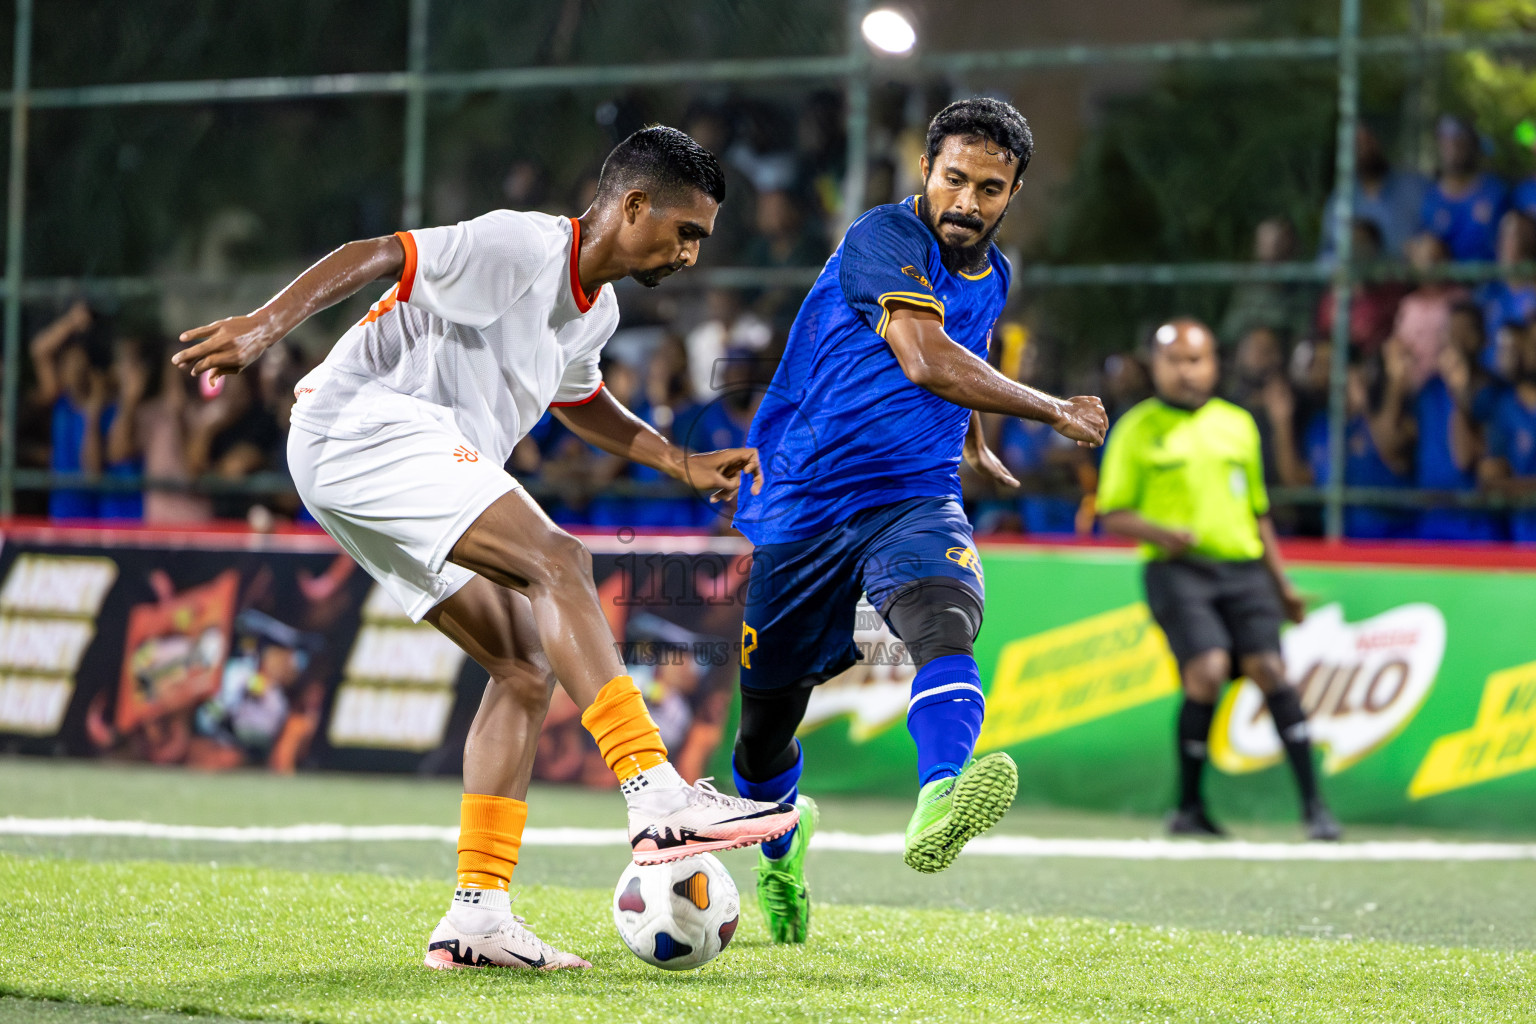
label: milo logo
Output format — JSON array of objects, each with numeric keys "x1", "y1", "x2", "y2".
[{"x1": 1211, "y1": 603, "x2": 1445, "y2": 775}]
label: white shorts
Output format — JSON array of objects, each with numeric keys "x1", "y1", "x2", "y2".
[{"x1": 287, "y1": 394, "x2": 518, "y2": 622}]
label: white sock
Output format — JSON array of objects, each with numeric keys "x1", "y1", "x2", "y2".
[
  {"x1": 447, "y1": 886, "x2": 510, "y2": 934},
  {"x1": 619, "y1": 762, "x2": 686, "y2": 807}
]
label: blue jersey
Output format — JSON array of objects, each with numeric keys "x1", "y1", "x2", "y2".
[
  {"x1": 1420, "y1": 173, "x2": 1508, "y2": 262},
  {"x1": 735, "y1": 198, "x2": 1009, "y2": 544},
  {"x1": 1415, "y1": 377, "x2": 1503, "y2": 541},
  {"x1": 1513, "y1": 177, "x2": 1536, "y2": 221},
  {"x1": 1487, "y1": 387, "x2": 1536, "y2": 542},
  {"x1": 1303, "y1": 412, "x2": 1415, "y2": 539}
]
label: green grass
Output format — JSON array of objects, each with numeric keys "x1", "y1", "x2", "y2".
[
  {"x1": 2, "y1": 757, "x2": 1535, "y2": 1022},
  {"x1": 2, "y1": 855, "x2": 1532, "y2": 1024}
]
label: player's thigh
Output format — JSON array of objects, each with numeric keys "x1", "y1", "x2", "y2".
[
  {"x1": 858, "y1": 498, "x2": 986, "y2": 616},
  {"x1": 857, "y1": 499, "x2": 985, "y2": 663},
  {"x1": 425, "y1": 575, "x2": 553, "y2": 705},
  {"x1": 740, "y1": 537, "x2": 863, "y2": 693},
  {"x1": 288, "y1": 409, "x2": 517, "y2": 622},
  {"x1": 1214, "y1": 561, "x2": 1285, "y2": 665},
  {"x1": 447, "y1": 488, "x2": 595, "y2": 595},
  {"x1": 1144, "y1": 560, "x2": 1233, "y2": 670}
]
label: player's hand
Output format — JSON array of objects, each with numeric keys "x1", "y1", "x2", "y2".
[
  {"x1": 1051, "y1": 395, "x2": 1108, "y2": 447},
  {"x1": 682, "y1": 447, "x2": 763, "y2": 503},
  {"x1": 1159, "y1": 529, "x2": 1196, "y2": 559},
  {"x1": 173, "y1": 311, "x2": 282, "y2": 380},
  {"x1": 964, "y1": 439, "x2": 1020, "y2": 489},
  {"x1": 1279, "y1": 583, "x2": 1308, "y2": 624}
]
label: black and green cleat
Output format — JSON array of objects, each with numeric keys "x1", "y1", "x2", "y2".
[
  {"x1": 902, "y1": 752, "x2": 1018, "y2": 874},
  {"x1": 756, "y1": 794, "x2": 818, "y2": 943}
]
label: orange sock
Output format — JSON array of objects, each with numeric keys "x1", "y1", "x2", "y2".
[
  {"x1": 456, "y1": 793, "x2": 528, "y2": 891},
  {"x1": 580, "y1": 675, "x2": 669, "y2": 781}
]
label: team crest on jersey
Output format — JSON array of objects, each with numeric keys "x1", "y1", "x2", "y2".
[
  {"x1": 946, "y1": 546, "x2": 982, "y2": 578},
  {"x1": 901, "y1": 265, "x2": 932, "y2": 290},
  {"x1": 741, "y1": 623, "x2": 759, "y2": 669},
  {"x1": 452, "y1": 446, "x2": 479, "y2": 463}
]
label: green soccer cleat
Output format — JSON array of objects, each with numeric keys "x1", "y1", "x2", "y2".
[
  {"x1": 903, "y1": 752, "x2": 1019, "y2": 874},
  {"x1": 755, "y1": 794, "x2": 818, "y2": 943}
]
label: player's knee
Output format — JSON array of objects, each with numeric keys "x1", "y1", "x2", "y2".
[
  {"x1": 487, "y1": 660, "x2": 556, "y2": 711},
  {"x1": 1241, "y1": 652, "x2": 1286, "y2": 693},
  {"x1": 1181, "y1": 649, "x2": 1229, "y2": 702},
  {"x1": 884, "y1": 579, "x2": 982, "y2": 667},
  {"x1": 530, "y1": 529, "x2": 593, "y2": 589}
]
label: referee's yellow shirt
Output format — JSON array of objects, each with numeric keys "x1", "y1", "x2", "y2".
[{"x1": 1096, "y1": 397, "x2": 1268, "y2": 562}]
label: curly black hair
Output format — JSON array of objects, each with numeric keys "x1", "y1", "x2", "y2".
[
  {"x1": 595, "y1": 125, "x2": 727, "y2": 208},
  {"x1": 924, "y1": 97, "x2": 1033, "y2": 184}
]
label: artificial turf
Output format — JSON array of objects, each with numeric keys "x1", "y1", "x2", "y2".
[
  {"x1": 2, "y1": 854, "x2": 1533, "y2": 1024},
  {"x1": 2, "y1": 758, "x2": 1535, "y2": 1022}
]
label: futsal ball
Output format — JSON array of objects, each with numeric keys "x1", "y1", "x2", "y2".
[{"x1": 612, "y1": 854, "x2": 740, "y2": 970}]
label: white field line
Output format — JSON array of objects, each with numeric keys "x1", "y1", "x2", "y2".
[{"x1": 3, "y1": 817, "x2": 1536, "y2": 861}]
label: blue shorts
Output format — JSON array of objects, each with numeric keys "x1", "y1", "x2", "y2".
[{"x1": 739, "y1": 496, "x2": 984, "y2": 693}]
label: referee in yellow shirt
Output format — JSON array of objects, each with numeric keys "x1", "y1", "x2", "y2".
[{"x1": 1097, "y1": 318, "x2": 1340, "y2": 840}]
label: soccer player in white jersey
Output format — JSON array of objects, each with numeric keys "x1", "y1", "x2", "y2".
[{"x1": 173, "y1": 127, "x2": 798, "y2": 971}]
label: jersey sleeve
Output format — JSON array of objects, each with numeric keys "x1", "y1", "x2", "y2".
[
  {"x1": 1094, "y1": 412, "x2": 1145, "y2": 514},
  {"x1": 1244, "y1": 412, "x2": 1272, "y2": 517},
  {"x1": 551, "y1": 350, "x2": 604, "y2": 407},
  {"x1": 396, "y1": 210, "x2": 548, "y2": 329},
  {"x1": 838, "y1": 207, "x2": 945, "y2": 336}
]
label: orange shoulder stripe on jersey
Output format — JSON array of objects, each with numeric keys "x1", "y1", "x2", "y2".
[
  {"x1": 550, "y1": 381, "x2": 606, "y2": 407},
  {"x1": 359, "y1": 283, "x2": 401, "y2": 326},
  {"x1": 394, "y1": 230, "x2": 419, "y2": 302},
  {"x1": 567, "y1": 217, "x2": 601, "y2": 313}
]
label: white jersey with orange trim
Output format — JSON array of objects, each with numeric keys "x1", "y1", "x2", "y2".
[{"x1": 290, "y1": 209, "x2": 618, "y2": 468}]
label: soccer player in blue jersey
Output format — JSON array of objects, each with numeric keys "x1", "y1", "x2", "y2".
[{"x1": 726, "y1": 98, "x2": 1108, "y2": 943}]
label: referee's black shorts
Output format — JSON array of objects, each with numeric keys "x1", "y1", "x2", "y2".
[{"x1": 1144, "y1": 557, "x2": 1284, "y2": 668}]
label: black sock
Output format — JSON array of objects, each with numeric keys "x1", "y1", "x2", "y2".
[
  {"x1": 1177, "y1": 699, "x2": 1216, "y2": 810},
  {"x1": 1266, "y1": 687, "x2": 1319, "y2": 806}
]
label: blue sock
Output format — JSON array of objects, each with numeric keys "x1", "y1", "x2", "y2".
[
  {"x1": 732, "y1": 741, "x2": 802, "y2": 860},
  {"x1": 906, "y1": 654, "x2": 985, "y2": 786}
]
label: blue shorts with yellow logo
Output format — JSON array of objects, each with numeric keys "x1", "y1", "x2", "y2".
[{"x1": 738, "y1": 496, "x2": 984, "y2": 693}]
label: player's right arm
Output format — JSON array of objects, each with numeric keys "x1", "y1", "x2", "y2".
[
  {"x1": 883, "y1": 307, "x2": 1106, "y2": 446},
  {"x1": 173, "y1": 235, "x2": 406, "y2": 379}
]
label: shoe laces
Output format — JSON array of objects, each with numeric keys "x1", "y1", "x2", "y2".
[
  {"x1": 499, "y1": 914, "x2": 558, "y2": 958},
  {"x1": 755, "y1": 866, "x2": 803, "y2": 916},
  {"x1": 690, "y1": 776, "x2": 770, "y2": 813}
]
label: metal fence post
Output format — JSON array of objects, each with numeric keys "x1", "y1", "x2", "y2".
[
  {"x1": 1324, "y1": 0, "x2": 1362, "y2": 540},
  {"x1": 2, "y1": 0, "x2": 33, "y2": 518},
  {"x1": 401, "y1": 0, "x2": 431, "y2": 229},
  {"x1": 842, "y1": 0, "x2": 871, "y2": 233}
]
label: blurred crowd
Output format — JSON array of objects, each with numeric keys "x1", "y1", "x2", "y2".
[{"x1": 19, "y1": 106, "x2": 1536, "y2": 543}]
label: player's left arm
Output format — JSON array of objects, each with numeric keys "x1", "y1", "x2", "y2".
[
  {"x1": 1258, "y1": 516, "x2": 1307, "y2": 624},
  {"x1": 885, "y1": 307, "x2": 1107, "y2": 446},
  {"x1": 963, "y1": 410, "x2": 1019, "y2": 488},
  {"x1": 554, "y1": 387, "x2": 762, "y2": 503}
]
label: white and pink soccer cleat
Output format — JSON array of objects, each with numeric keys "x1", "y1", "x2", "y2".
[
  {"x1": 423, "y1": 905, "x2": 591, "y2": 971},
  {"x1": 624, "y1": 773, "x2": 799, "y2": 865}
]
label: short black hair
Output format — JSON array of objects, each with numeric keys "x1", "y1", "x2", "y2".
[
  {"x1": 924, "y1": 97, "x2": 1033, "y2": 184},
  {"x1": 594, "y1": 125, "x2": 726, "y2": 208}
]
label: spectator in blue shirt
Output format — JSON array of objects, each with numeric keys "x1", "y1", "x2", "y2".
[
  {"x1": 1303, "y1": 350, "x2": 1417, "y2": 539},
  {"x1": 1320, "y1": 125, "x2": 1429, "y2": 260},
  {"x1": 1420, "y1": 115, "x2": 1508, "y2": 262},
  {"x1": 1481, "y1": 324, "x2": 1536, "y2": 541},
  {"x1": 1415, "y1": 338, "x2": 1503, "y2": 540},
  {"x1": 1479, "y1": 211, "x2": 1536, "y2": 370},
  {"x1": 1513, "y1": 171, "x2": 1536, "y2": 222},
  {"x1": 30, "y1": 301, "x2": 109, "y2": 520}
]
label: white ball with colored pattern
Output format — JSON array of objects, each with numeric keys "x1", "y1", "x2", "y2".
[{"x1": 612, "y1": 854, "x2": 740, "y2": 970}]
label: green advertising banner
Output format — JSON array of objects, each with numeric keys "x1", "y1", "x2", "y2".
[{"x1": 774, "y1": 544, "x2": 1536, "y2": 833}]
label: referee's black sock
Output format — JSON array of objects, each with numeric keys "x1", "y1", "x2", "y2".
[
  {"x1": 1265, "y1": 687, "x2": 1320, "y2": 806},
  {"x1": 1177, "y1": 698, "x2": 1216, "y2": 810}
]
